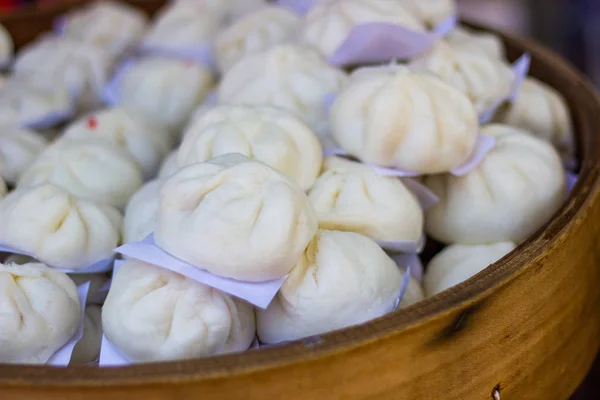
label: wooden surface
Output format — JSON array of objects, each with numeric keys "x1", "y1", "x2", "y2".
[{"x1": 1, "y1": 2, "x2": 600, "y2": 399}]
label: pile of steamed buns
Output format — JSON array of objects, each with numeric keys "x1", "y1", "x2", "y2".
[{"x1": 0, "y1": 0, "x2": 574, "y2": 365}]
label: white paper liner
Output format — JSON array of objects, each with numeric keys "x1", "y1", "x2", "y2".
[
  {"x1": 391, "y1": 265, "x2": 413, "y2": 312},
  {"x1": 376, "y1": 233, "x2": 425, "y2": 254},
  {"x1": 137, "y1": 43, "x2": 217, "y2": 73},
  {"x1": 322, "y1": 133, "x2": 495, "y2": 178},
  {"x1": 389, "y1": 253, "x2": 423, "y2": 282},
  {"x1": 322, "y1": 92, "x2": 337, "y2": 115},
  {"x1": 46, "y1": 282, "x2": 90, "y2": 366},
  {"x1": 99, "y1": 335, "x2": 131, "y2": 366},
  {"x1": 479, "y1": 53, "x2": 531, "y2": 124},
  {"x1": 276, "y1": 0, "x2": 319, "y2": 15},
  {"x1": 53, "y1": 15, "x2": 67, "y2": 34},
  {"x1": 328, "y1": 14, "x2": 457, "y2": 67},
  {"x1": 22, "y1": 107, "x2": 76, "y2": 130},
  {"x1": 401, "y1": 178, "x2": 440, "y2": 211},
  {"x1": 0, "y1": 243, "x2": 114, "y2": 273},
  {"x1": 449, "y1": 135, "x2": 496, "y2": 176},
  {"x1": 115, "y1": 234, "x2": 286, "y2": 309},
  {"x1": 562, "y1": 154, "x2": 579, "y2": 172},
  {"x1": 566, "y1": 171, "x2": 578, "y2": 194},
  {"x1": 101, "y1": 57, "x2": 136, "y2": 106}
]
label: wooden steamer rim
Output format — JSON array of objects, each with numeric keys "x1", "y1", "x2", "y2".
[{"x1": 0, "y1": 2, "x2": 599, "y2": 399}]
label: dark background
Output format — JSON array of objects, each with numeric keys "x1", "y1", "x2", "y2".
[{"x1": 458, "y1": 0, "x2": 600, "y2": 87}]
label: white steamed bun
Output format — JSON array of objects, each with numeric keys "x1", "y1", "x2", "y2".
[
  {"x1": 59, "y1": 1, "x2": 147, "y2": 56},
  {"x1": 158, "y1": 150, "x2": 179, "y2": 179},
  {"x1": 13, "y1": 36, "x2": 117, "y2": 111},
  {"x1": 71, "y1": 304, "x2": 102, "y2": 364},
  {"x1": 494, "y1": 77, "x2": 575, "y2": 158},
  {"x1": 0, "y1": 126, "x2": 47, "y2": 185},
  {"x1": 410, "y1": 40, "x2": 514, "y2": 113},
  {"x1": 398, "y1": 0, "x2": 456, "y2": 28},
  {"x1": 142, "y1": 1, "x2": 221, "y2": 54},
  {"x1": 330, "y1": 65, "x2": 478, "y2": 173},
  {"x1": 0, "y1": 23, "x2": 13, "y2": 66},
  {"x1": 214, "y1": 6, "x2": 301, "y2": 73},
  {"x1": 118, "y1": 56, "x2": 214, "y2": 132},
  {"x1": 123, "y1": 179, "x2": 162, "y2": 244},
  {"x1": 0, "y1": 262, "x2": 81, "y2": 364},
  {"x1": 308, "y1": 157, "x2": 423, "y2": 244},
  {"x1": 18, "y1": 138, "x2": 144, "y2": 210},
  {"x1": 62, "y1": 108, "x2": 174, "y2": 178},
  {"x1": 155, "y1": 154, "x2": 318, "y2": 282},
  {"x1": 217, "y1": 44, "x2": 347, "y2": 131},
  {"x1": 300, "y1": 0, "x2": 425, "y2": 59},
  {"x1": 102, "y1": 260, "x2": 255, "y2": 362},
  {"x1": 424, "y1": 124, "x2": 567, "y2": 245},
  {"x1": 0, "y1": 184, "x2": 122, "y2": 270},
  {"x1": 176, "y1": 0, "x2": 268, "y2": 23},
  {"x1": 178, "y1": 105, "x2": 323, "y2": 190},
  {"x1": 424, "y1": 242, "x2": 516, "y2": 296},
  {"x1": 257, "y1": 230, "x2": 410, "y2": 343},
  {"x1": 0, "y1": 77, "x2": 73, "y2": 128},
  {"x1": 448, "y1": 24, "x2": 505, "y2": 60}
]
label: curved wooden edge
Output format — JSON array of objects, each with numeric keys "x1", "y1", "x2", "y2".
[{"x1": 0, "y1": 5, "x2": 599, "y2": 399}]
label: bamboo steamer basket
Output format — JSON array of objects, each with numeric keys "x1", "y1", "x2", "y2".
[{"x1": 0, "y1": 1, "x2": 599, "y2": 399}]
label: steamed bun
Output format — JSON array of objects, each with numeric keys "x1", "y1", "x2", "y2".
[
  {"x1": 410, "y1": 40, "x2": 514, "y2": 113},
  {"x1": 123, "y1": 180, "x2": 162, "y2": 244},
  {"x1": 398, "y1": 0, "x2": 456, "y2": 28},
  {"x1": 217, "y1": 44, "x2": 347, "y2": 131},
  {"x1": 0, "y1": 77, "x2": 73, "y2": 128},
  {"x1": 71, "y1": 304, "x2": 102, "y2": 364},
  {"x1": 0, "y1": 262, "x2": 81, "y2": 364},
  {"x1": 59, "y1": 1, "x2": 147, "y2": 56},
  {"x1": 330, "y1": 65, "x2": 478, "y2": 173},
  {"x1": 142, "y1": 2, "x2": 221, "y2": 54},
  {"x1": 300, "y1": 0, "x2": 425, "y2": 59},
  {"x1": 448, "y1": 24, "x2": 505, "y2": 60},
  {"x1": 308, "y1": 158, "x2": 423, "y2": 245},
  {"x1": 0, "y1": 184, "x2": 122, "y2": 270},
  {"x1": 0, "y1": 23, "x2": 13, "y2": 66},
  {"x1": 214, "y1": 6, "x2": 301, "y2": 72},
  {"x1": 425, "y1": 124, "x2": 566, "y2": 244},
  {"x1": 158, "y1": 150, "x2": 179, "y2": 179},
  {"x1": 155, "y1": 154, "x2": 318, "y2": 282},
  {"x1": 62, "y1": 108, "x2": 174, "y2": 178},
  {"x1": 424, "y1": 242, "x2": 516, "y2": 296},
  {"x1": 18, "y1": 138, "x2": 144, "y2": 210},
  {"x1": 118, "y1": 56, "x2": 214, "y2": 131},
  {"x1": 203, "y1": 0, "x2": 268, "y2": 22},
  {"x1": 178, "y1": 105, "x2": 323, "y2": 190},
  {"x1": 13, "y1": 36, "x2": 117, "y2": 111},
  {"x1": 494, "y1": 77, "x2": 575, "y2": 158},
  {"x1": 257, "y1": 230, "x2": 406, "y2": 343},
  {"x1": 0, "y1": 126, "x2": 47, "y2": 184},
  {"x1": 102, "y1": 260, "x2": 255, "y2": 362}
]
